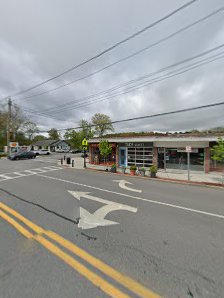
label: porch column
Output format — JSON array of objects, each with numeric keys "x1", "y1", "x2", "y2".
[
  {"x1": 205, "y1": 147, "x2": 210, "y2": 173},
  {"x1": 153, "y1": 147, "x2": 158, "y2": 167}
]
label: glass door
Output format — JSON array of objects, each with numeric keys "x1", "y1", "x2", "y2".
[{"x1": 119, "y1": 147, "x2": 126, "y2": 166}]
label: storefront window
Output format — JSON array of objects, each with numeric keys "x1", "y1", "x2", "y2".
[
  {"x1": 165, "y1": 148, "x2": 204, "y2": 171},
  {"x1": 127, "y1": 147, "x2": 153, "y2": 167}
]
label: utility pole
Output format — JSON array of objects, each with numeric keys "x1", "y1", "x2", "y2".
[{"x1": 6, "y1": 97, "x2": 12, "y2": 154}]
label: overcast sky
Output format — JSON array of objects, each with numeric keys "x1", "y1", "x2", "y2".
[{"x1": 0, "y1": 0, "x2": 224, "y2": 134}]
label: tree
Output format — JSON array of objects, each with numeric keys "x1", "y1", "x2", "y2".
[
  {"x1": 48, "y1": 128, "x2": 60, "y2": 140},
  {"x1": 9, "y1": 104, "x2": 27, "y2": 140},
  {"x1": 22, "y1": 121, "x2": 39, "y2": 141},
  {"x1": 0, "y1": 111, "x2": 7, "y2": 148},
  {"x1": 64, "y1": 120, "x2": 94, "y2": 149},
  {"x1": 91, "y1": 113, "x2": 114, "y2": 137},
  {"x1": 211, "y1": 137, "x2": 224, "y2": 183},
  {"x1": 211, "y1": 138, "x2": 224, "y2": 163},
  {"x1": 64, "y1": 129, "x2": 81, "y2": 149},
  {"x1": 99, "y1": 140, "x2": 112, "y2": 169},
  {"x1": 79, "y1": 119, "x2": 94, "y2": 140},
  {"x1": 32, "y1": 135, "x2": 46, "y2": 143},
  {"x1": 0, "y1": 103, "x2": 38, "y2": 147}
]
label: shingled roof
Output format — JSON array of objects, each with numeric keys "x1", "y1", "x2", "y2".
[{"x1": 32, "y1": 139, "x2": 58, "y2": 146}]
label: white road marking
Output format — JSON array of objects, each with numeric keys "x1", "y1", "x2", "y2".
[
  {"x1": 13, "y1": 172, "x2": 26, "y2": 176},
  {"x1": 23, "y1": 170, "x2": 38, "y2": 174},
  {"x1": 37, "y1": 174, "x2": 224, "y2": 220},
  {"x1": 0, "y1": 174, "x2": 12, "y2": 179},
  {"x1": 35, "y1": 158, "x2": 56, "y2": 163},
  {"x1": 47, "y1": 166, "x2": 63, "y2": 169},
  {"x1": 42, "y1": 166, "x2": 56, "y2": 170},
  {"x1": 0, "y1": 167, "x2": 63, "y2": 182},
  {"x1": 113, "y1": 180, "x2": 142, "y2": 193},
  {"x1": 31, "y1": 169, "x2": 47, "y2": 173},
  {"x1": 68, "y1": 191, "x2": 137, "y2": 230}
]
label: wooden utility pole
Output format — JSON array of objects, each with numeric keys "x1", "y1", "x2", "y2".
[{"x1": 6, "y1": 97, "x2": 12, "y2": 154}]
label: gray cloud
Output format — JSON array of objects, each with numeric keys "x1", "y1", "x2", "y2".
[{"x1": 0, "y1": 0, "x2": 224, "y2": 135}]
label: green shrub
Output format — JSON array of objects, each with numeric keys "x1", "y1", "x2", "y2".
[
  {"x1": 130, "y1": 165, "x2": 137, "y2": 171},
  {"x1": 150, "y1": 165, "x2": 157, "y2": 173}
]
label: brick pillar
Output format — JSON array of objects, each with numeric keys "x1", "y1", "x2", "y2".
[
  {"x1": 153, "y1": 147, "x2": 158, "y2": 167},
  {"x1": 89, "y1": 144, "x2": 92, "y2": 164},
  {"x1": 204, "y1": 147, "x2": 210, "y2": 173},
  {"x1": 116, "y1": 146, "x2": 119, "y2": 167}
]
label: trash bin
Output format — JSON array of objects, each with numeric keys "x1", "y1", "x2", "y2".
[{"x1": 66, "y1": 157, "x2": 71, "y2": 164}]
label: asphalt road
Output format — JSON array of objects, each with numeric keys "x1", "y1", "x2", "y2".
[{"x1": 0, "y1": 154, "x2": 224, "y2": 298}]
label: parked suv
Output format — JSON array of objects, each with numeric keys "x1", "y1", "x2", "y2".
[{"x1": 31, "y1": 149, "x2": 50, "y2": 155}]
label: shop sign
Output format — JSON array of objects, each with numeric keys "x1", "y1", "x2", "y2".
[
  {"x1": 177, "y1": 148, "x2": 198, "y2": 153},
  {"x1": 124, "y1": 142, "x2": 153, "y2": 147},
  {"x1": 158, "y1": 148, "x2": 165, "y2": 153},
  {"x1": 10, "y1": 142, "x2": 18, "y2": 147},
  {"x1": 186, "y1": 146, "x2": 192, "y2": 152}
]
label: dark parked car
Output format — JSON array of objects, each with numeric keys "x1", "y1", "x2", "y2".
[{"x1": 8, "y1": 151, "x2": 36, "y2": 160}]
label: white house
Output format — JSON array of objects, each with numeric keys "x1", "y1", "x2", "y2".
[{"x1": 31, "y1": 139, "x2": 70, "y2": 152}]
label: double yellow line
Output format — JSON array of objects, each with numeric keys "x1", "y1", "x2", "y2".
[{"x1": 0, "y1": 202, "x2": 160, "y2": 298}]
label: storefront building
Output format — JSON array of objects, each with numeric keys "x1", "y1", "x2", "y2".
[{"x1": 88, "y1": 136, "x2": 224, "y2": 173}]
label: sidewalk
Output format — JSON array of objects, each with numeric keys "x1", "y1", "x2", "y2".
[
  {"x1": 59, "y1": 157, "x2": 224, "y2": 187},
  {"x1": 157, "y1": 169, "x2": 224, "y2": 185}
]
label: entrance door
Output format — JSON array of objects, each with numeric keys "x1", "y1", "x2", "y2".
[{"x1": 119, "y1": 147, "x2": 126, "y2": 166}]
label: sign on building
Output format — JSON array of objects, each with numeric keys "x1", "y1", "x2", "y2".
[
  {"x1": 10, "y1": 142, "x2": 19, "y2": 147},
  {"x1": 186, "y1": 146, "x2": 192, "y2": 152}
]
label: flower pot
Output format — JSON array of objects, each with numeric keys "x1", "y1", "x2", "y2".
[
  {"x1": 130, "y1": 170, "x2": 135, "y2": 176},
  {"x1": 121, "y1": 168, "x2": 126, "y2": 174},
  {"x1": 140, "y1": 171, "x2": 145, "y2": 177},
  {"x1": 110, "y1": 167, "x2": 116, "y2": 173},
  {"x1": 150, "y1": 172, "x2": 156, "y2": 178}
]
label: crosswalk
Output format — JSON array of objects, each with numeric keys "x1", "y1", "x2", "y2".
[
  {"x1": 34, "y1": 157, "x2": 58, "y2": 163},
  {"x1": 0, "y1": 166, "x2": 63, "y2": 182}
]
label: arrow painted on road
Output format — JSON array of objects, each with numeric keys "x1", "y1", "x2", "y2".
[
  {"x1": 113, "y1": 180, "x2": 142, "y2": 193},
  {"x1": 68, "y1": 191, "x2": 137, "y2": 230}
]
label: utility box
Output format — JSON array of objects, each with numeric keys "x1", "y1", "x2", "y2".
[{"x1": 66, "y1": 157, "x2": 71, "y2": 164}]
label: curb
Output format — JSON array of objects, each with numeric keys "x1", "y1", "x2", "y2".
[
  {"x1": 85, "y1": 167, "x2": 224, "y2": 190},
  {"x1": 58, "y1": 163, "x2": 224, "y2": 190}
]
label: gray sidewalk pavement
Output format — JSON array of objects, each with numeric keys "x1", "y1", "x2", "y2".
[{"x1": 59, "y1": 156, "x2": 224, "y2": 186}]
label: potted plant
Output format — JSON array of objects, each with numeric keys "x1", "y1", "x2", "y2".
[
  {"x1": 150, "y1": 165, "x2": 157, "y2": 178},
  {"x1": 130, "y1": 165, "x2": 137, "y2": 176},
  {"x1": 140, "y1": 167, "x2": 146, "y2": 177},
  {"x1": 110, "y1": 163, "x2": 117, "y2": 173},
  {"x1": 121, "y1": 166, "x2": 126, "y2": 174}
]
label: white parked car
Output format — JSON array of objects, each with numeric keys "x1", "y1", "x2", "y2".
[
  {"x1": 32, "y1": 149, "x2": 50, "y2": 155},
  {"x1": 55, "y1": 148, "x2": 70, "y2": 153}
]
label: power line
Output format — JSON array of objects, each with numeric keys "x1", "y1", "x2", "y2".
[
  {"x1": 43, "y1": 53, "x2": 224, "y2": 115},
  {"x1": 23, "y1": 52, "x2": 224, "y2": 119},
  {"x1": 17, "y1": 6, "x2": 224, "y2": 102},
  {"x1": 26, "y1": 43, "x2": 224, "y2": 116},
  {"x1": 2, "y1": 0, "x2": 198, "y2": 100},
  {"x1": 38, "y1": 100, "x2": 224, "y2": 133}
]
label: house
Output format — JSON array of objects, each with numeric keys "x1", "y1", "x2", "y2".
[{"x1": 31, "y1": 139, "x2": 70, "y2": 152}]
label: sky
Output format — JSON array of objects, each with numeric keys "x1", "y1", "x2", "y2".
[{"x1": 0, "y1": 0, "x2": 224, "y2": 135}]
